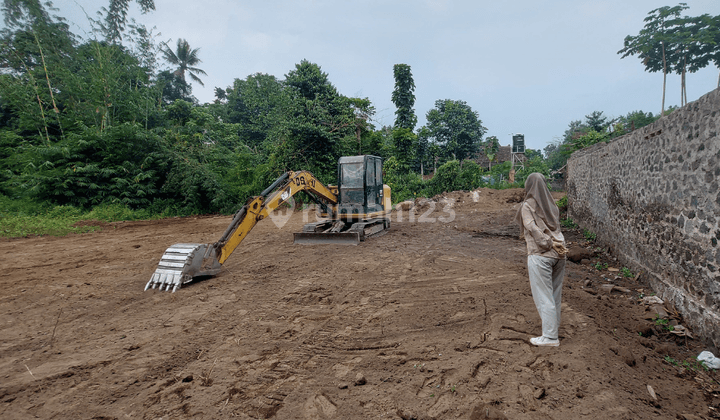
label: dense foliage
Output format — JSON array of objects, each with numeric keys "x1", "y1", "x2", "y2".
[
  {"x1": 1, "y1": 1, "x2": 714, "y2": 237},
  {"x1": 542, "y1": 108, "x2": 669, "y2": 173}
]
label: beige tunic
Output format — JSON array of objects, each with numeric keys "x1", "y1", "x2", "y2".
[{"x1": 520, "y1": 198, "x2": 566, "y2": 259}]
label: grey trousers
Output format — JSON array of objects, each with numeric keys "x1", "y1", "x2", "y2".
[{"x1": 528, "y1": 255, "x2": 566, "y2": 340}]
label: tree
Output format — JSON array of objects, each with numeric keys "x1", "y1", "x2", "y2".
[
  {"x1": 1, "y1": 0, "x2": 53, "y2": 29},
  {"x1": 282, "y1": 60, "x2": 356, "y2": 180},
  {"x1": 348, "y1": 97, "x2": 375, "y2": 154},
  {"x1": 391, "y1": 64, "x2": 417, "y2": 130},
  {"x1": 666, "y1": 13, "x2": 718, "y2": 105},
  {"x1": 585, "y1": 111, "x2": 609, "y2": 133},
  {"x1": 484, "y1": 136, "x2": 499, "y2": 170},
  {"x1": 101, "y1": 0, "x2": 155, "y2": 44},
  {"x1": 161, "y1": 38, "x2": 207, "y2": 86},
  {"x1": 415, "y1": 126, "x2": 431, "y2": 176},
  {"x1": 0, "y1": 0, "x2": 77, "y2": 139},
  {"x1": 126, "y1": 22, "x2": 161, "y2": 77},
  {"x1": 285, "y1": 59, "x2": 336, "y2": 100},
  {"x1": 156, "y1": 70, "x2": 192, "y2": 104},
  {"x1": 392, "y1": 127, "x2": 417, "y2": 173},
  {"x1": 226, "y1": 73, "x2": 287, "y2": 147},
  {"x1": 713, "y1": 14, "x2": 720, "y2": 87},
  {"x1": 425, "y1": 99, "x2": 486, "y2": 163},
  {"x1": 524, "y1": 148, "x2": 542, "y2": 161},
  {"x1": 615, "y1": 110, "x2": 659, "y2": 135},
  {"x1": 617, "y1": 4, "x2": 720, "y2": 115},
  {"x1": 567, "y1": 130, "x2": 608, "y2": 153}
]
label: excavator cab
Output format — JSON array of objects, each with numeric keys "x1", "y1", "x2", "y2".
[{"x1": 337, "y1": 155, "x2": 385, "y2": 215}]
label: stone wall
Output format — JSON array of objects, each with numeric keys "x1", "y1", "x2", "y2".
[{"x1": 567, "y1": 88, "x2": 720, "y2": 350}]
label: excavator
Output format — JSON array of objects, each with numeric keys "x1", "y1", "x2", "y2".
[{"x1": 145, "y1": 155, "x2": 391, "y2": 292}]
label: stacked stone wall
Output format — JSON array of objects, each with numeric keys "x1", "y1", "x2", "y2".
[{"x1": 567, "y1": 88, "x2": 720, "y2": 349}]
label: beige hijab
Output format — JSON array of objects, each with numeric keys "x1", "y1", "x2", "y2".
[{"x1": 514, "y1": 173, "x2": 560, "y2": 231}]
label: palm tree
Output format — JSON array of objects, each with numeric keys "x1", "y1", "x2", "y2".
[{"x1": 161, "y1": 38, "x2": 208, "y2": 86}]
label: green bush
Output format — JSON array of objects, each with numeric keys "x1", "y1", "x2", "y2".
[
  {"x1": 514, "y1": 156, "x2": 550, "y2": 184},
  {"x1": 383, "y1": 156, "x2": 425, "y2": 203},
  {"x1": 19, "y1": 123, "x2": 166, "y2": 209},
  {"x1": 458, "y1": 160, "x2": 484, "y2": 191},
  {"x1": 556, "y1": 195, "x2": 568, "y2": 210},
  {"x1": 426, "y1": 160, "x2": 462, "y2": 197}
]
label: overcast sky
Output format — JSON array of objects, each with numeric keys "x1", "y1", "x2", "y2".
[{"x1": 53, "y1": 0, "x2": 720, "y2": 152}]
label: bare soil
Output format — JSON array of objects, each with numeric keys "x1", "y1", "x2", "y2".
[{"x1": 1, "y1": 188, "x2": 719, "y2": 419}]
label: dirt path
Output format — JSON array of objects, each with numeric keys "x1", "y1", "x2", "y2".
[{"x1": 1, "y1": 188, "x2": 717, "y2": 419}]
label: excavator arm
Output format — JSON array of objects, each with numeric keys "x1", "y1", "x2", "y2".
[
  {"x1": 214, "y1": 170, "x2": 337, "y2": 264},
  {"x1": 145, "y1": 170, "x2": 337, "y2": 292}
]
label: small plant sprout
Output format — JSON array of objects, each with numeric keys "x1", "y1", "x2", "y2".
[
  {"x1": 621, "y1": 267, "x2": 633, "y2": 278},
  {"x1": 654, "y1": 316, "x2": 674, "y2": 331},
  {"x1": 561, "y1": 218, "x2": 578, "y2": 229},
  {"x1": 583, "y1": 229, "x2": 597, "y2": 241}
]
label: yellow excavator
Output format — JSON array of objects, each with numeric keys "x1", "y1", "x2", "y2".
[{"x1": 145, "y1": 155, "x2": 391, "y2": 292}]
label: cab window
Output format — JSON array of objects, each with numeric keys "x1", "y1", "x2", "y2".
[{"x1": 341, "y1": 163, "x2": 364, "y2": 188}]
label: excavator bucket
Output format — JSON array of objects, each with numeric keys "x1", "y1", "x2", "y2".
[
  {"x1": 145, "y1": 243, "x2": 221, "y2": 292},
  {"x1": 293, "y1": 231, "x2": 361, "y2": 245}
]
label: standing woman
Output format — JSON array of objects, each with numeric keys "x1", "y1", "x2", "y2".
[{"x1": 515, "y1": 173, "x2": 568, "y2": 347}]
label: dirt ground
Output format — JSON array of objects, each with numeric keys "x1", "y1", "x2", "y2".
[{"x1": 2, "y1": 188, "x2": 719, "y2": 419}]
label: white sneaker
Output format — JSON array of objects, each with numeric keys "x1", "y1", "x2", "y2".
[{"x1": 530, "y1": 336, "x2": 559, "y2": 347}]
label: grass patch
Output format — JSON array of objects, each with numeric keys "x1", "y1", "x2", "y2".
[{"x1": 0, "y1": 197, "x2": 173, "y2": 238}]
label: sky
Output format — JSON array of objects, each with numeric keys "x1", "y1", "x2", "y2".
[{"x1": 49, "y1": 0, "x2": 720, "y2": 152}]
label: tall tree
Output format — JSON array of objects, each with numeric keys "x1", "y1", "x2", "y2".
[
  {"x1": 161, "y1": 38, "x2": 207, "y2": 86},
  {"x1": 425, "y1": 99, "x2": 486, "y2": 163},
  {"x1": 714, "y1": 14, "x2": 720, "y2": 87},
  {"x1": 391, "y1": 63, "x2": 417, "y2": 130},
  {"x1": 282, "y1": 60, "x2": 355, "y2": 180},
  {"x1": 285, "y1": 59, "x2": 336, "y2": 100},
  {"x1": 0, "y1": 0, "x2": 76, "y2": 140},
  {"x1": 618, "y1": 4, "x2": 688, "y2": 115},
  {"x1": 667, "y1": 13, "x2": 718, "y2": 105},
  {"x1": 392, "y1": 127, "x2": 417, "y2": 173},
  {"x1": 102, "y1": 0, "x2": 155, "y2": 44},
  {"x1": 126, "y1": 22, "x2": 161, "y2": 77}
]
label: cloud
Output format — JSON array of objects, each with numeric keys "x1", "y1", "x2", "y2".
[{"x1": 241, "y1": 32, "x2": 273, "y2": 51}]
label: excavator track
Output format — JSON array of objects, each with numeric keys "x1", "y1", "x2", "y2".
[{"x1": 293, "y1": 218, "x2": 389, "y2": 245}]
